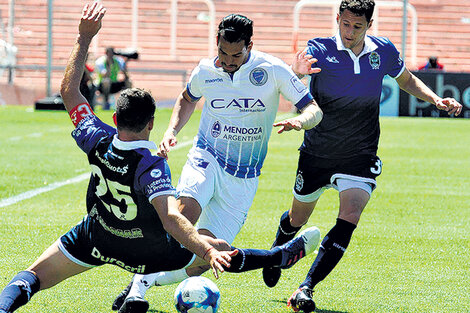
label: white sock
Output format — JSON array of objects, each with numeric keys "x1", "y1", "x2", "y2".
[
  {"x1": 126, "y1": 269, "x2": 189, "y2": 299},
  {"x1": 153, "y1": 269, "x2": 189, "y2": 286}
]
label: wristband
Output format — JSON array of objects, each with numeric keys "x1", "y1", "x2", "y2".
[
  {"x1": 203, "y1": 246, "x2": 215, "y2": 260},
  {"x1": 69, "y1": 102, "x2": 95, "y2": 127}
]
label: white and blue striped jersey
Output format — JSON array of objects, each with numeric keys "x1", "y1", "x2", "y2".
[{"x1": 186, "y1": 50, "x2": 313, "y2": 178}]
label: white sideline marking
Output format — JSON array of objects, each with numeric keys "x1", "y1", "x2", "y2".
[
  {"x1": 0, "y1": 173, "x2": 90, "y2": 208},
  {"x1": 0, "y1": 112, "x2": 293, "y2": 208},
  {"x1": 0, "y1": 139, "x2": 193, "y2": 208},
  {"x1": 8, "y1": 128, "x2": 62, "y2": 142}
]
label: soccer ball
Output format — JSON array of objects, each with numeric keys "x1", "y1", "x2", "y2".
[{"x1": 174, "y1": 276, "x2": 221, "y2": 313}]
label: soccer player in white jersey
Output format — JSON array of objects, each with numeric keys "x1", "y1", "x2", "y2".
[
  {"x1": 261, "y1": 1, "x2": 463, "y2": 312},
  {"x1": 113, "y1": 13, "x2": 323, "y2": 313}
]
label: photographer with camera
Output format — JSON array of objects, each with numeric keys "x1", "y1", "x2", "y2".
[{"x1": 94, "y1": 47, "x2": 135, "y2": 110}]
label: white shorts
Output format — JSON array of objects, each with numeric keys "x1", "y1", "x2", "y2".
[
  {"x1": 177, "y1": 147, "x2": 259, "y2": 244},
  {"x1": 294, "y1": 177, "x2": 373, "y2": 203}
]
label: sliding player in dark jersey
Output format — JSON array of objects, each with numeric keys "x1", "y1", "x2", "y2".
[{"x1": 0, "y1": 3, "x2": 320, "y2": 313}]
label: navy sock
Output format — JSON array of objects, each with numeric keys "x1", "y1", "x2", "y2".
[
  {"x1": 273, "y1": 211, "x2": 302, "y2": 247},
  {"x1": 0, "y1": 271, "x2": 40, "y2": 312},
  {"x1": 301, "y1": 218, "x2": 356, "y2": 290},
  {"x1": 224, "y1": 247, "x2": 282, "y2": 273}
]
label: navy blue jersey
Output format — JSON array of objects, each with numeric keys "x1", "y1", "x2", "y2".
[
  {"x1": 68, "y1": 115, "x2": 193, "y2": 272},
  {"x1": 301, "y1": 34, "x2": 405, "y2": 159}
]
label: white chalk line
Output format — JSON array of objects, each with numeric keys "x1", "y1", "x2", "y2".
[{"x1": 0, "y1": 112, "x2": 296, "y2": 208}]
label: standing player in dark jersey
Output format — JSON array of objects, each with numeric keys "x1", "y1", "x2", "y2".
[
  {"x1": 264, "y1": 1, "x2": 463, "y2": 312},
  {"x1": 0, "y1": 3, "x2": 321, "y2": 313}
]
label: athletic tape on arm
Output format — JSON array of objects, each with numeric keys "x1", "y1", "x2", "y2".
[{"x1": 297, "y1": 104, "x2": 323, "y2": 130}]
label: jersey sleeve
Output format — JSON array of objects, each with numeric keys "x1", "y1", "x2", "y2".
[
  {"x1": 384, "y1": 38, "x2": 405, "y2": 78},
  {"x1": 273, "y1": 60, "x2": 313, "y2": 111},
  {"x1": 138, "y1": 158, "x2": 176, "y2": 202},
  {"x1": 186, "y1": 65, "x2": 203, "y2": 101},
  {"x1": 71, "y1": 115, "x2": 117, "y2": 155}
]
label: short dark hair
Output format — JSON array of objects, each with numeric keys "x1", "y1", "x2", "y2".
[
  {"x1": 217, "y1": 14, "x2": 253, "y2": 46},
  {"x1": 339, "y1": 0, "x2": 375, "y2": 23},
  {"x1": 115, "y1": 88, "x2": 155, "y2": 132}
]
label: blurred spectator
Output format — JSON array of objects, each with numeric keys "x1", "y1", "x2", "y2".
[
  {"x1": 418, "y1": 56, "x2": 444, "y2": 71},
  {"x1": 94, "y1": 47, "x2": 131, "y2": 109},
  {"x1": 79, "y1": 53, "x2": 96, "y2": 108}
]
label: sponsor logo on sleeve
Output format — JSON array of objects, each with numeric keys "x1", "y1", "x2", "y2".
[
  {"x1": 150, "y1": 169, "x2": 162, "y2": 178},
  {"x1": 290, "y1": 76, "x2": 307, "y2": 93},
  {"x1": 145, "y1": 177, "x2": 173, "y2": 196}
]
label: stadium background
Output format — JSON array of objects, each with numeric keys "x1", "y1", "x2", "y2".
[
  {"x1": 0, "y1": 0, "x2": 469, "y2": 111},
  {"x1": 0, "y1": 1, "x2": 469, "y2": 312}
]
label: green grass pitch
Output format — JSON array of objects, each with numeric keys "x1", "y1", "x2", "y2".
[{"x1": 0, "y1": 105, "x2": 469, "y2": 312}]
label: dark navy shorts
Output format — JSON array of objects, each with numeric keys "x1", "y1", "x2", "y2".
[
  {"x1": 59, "y1": 216, "x2": 195, "y2": 274},
  {"x1": 293, "y1": 152, "x2": 382, "y2": 202}
]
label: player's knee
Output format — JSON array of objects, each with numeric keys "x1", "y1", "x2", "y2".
[
  {"x1": 289, "y1": 201, "x2": 314, "y2": 227},
  {"x1": 338, "y1": 205, "x2": 363, "y2": 225}
]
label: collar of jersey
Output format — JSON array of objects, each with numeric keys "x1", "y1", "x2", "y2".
[
  {"x1": 335, "y1": 32, "x2": 378, "y2": 58},
  {"x1": 112, "y1": 134, "x2": 158, "y2": 151}
]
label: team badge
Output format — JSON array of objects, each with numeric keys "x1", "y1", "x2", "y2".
[
  {"x1": 150, "y1": 169, "x2": 162, "y2": 178},
  {"x1": 211, "y1": 121, "x2": 221, "y2": 138},
  {"x1": 369, "y1": 52, "x2": 381, "y2": 70},
  {"x1": 295, "y1": 173, "x2": 304, "y2": 192},
  {"x1": 249, "y1": 68, "x2": 268, "y2": 86}
]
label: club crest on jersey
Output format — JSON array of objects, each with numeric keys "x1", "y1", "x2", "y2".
[
  {"x1": 211, "y1": 121, "x2": 222, "y2": 138},
  {"x1": 249, "y1": 68, "x2": 268, "y2": 86},
  {"x1": 369, "y1": 52, "x2": 381, "y2": 70},
  {"x1": 150, "y1": 169, "x2": 162, "y2": 178}
]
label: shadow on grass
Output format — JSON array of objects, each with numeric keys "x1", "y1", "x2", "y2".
[
  {"x1": 271, "y1": 299, "x2": 348, "y2": 313},
  {"x1": 148, "y1": 310, "x2": 169, "y2": 313}
]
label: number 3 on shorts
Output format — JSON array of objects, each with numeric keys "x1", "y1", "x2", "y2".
[{"x1": 370, "y1": 158, "x2": 382, "y2": 175}]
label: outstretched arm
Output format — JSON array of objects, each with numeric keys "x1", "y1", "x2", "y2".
[
  {"x1": 60, "y1": 2, "x2": 106, "y2": 114},
  {"x1": 151, "y1": 195, "x2": 235, "y2": 278},
  {"x1": 273, "y1": 101, "x2": 323, "y2": 134},
  {"x1": 158, "y1": 89, "x2": 198, "y2": 159},
  {"x1": 396, "y1": 68, "x2": 462, "y2": 116}
]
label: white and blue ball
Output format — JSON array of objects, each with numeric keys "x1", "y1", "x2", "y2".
[{"x1": 174, "y1": 276, "x2": 221, "y2": 313}]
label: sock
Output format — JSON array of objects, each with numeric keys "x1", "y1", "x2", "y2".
[
  {"x1": 301, "y1": 218, "x2": 356, "y2": 290},
  {"x1": 224, "y1": 247, "x2": 282, "y2": 273},
  {"x1": 273, "y1": 211, "x2": 302, "y2": 247},
  {"x1": 127, "y1": 270, "x2": 189, "y2": 299},
  {"x1": 0, "y1": 271, "x2": 40, "y2": 312}
]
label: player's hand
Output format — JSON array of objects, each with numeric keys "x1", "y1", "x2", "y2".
[
  {"x1": 273, "y1": 118, "x2": 302, "y2": 134},
  {"x1": 435, "y1": 97, "x2": 463, "y2": 116},
  {"x1": 79, "y1": 2, "x2": 106, "y2": 40},
  {"x1": 291, "y1": 49, "x2": 321, "y2": 76},
  {"x1": 157, "y1": 129, "x2": 178, "y2": 160},
  {"x1": 205, "y1": 248, "x2": 238, "y2": 279}
]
